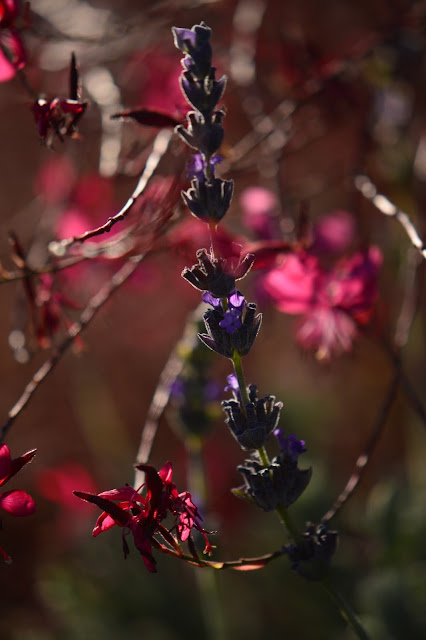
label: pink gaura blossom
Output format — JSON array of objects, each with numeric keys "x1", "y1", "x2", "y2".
[
  {"x1": 0, "y1": 0, "x2": 26, "y2": 82},
  {"x1": 262, "y1": 246, "x2": 382, "y2": 361},
  {"x1": 74, "y1": 462, "x2": 212, "y2": 573},
  {"x1": 0, "y1": 444, "x2": 36, "y2": 563},
  {"x1": 239, "y1": 187, "x2": 281, "y2": 241}
]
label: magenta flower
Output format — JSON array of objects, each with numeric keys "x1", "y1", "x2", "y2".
[
  {"x1": 74, "y1": 462, "x2": 212, "y2": 573},
  {"x1": 0, "y1": 0, "x2": 26, "y2": 82},
  {"x1": 0, "y1": 444, "x2": 36, "y2": 563},
  {"x1": 262, "y1": 247, "x2": 382, "y2": 360},
  {"x1": 239, "y1": 187, "x2": 282, "y2": 241}
]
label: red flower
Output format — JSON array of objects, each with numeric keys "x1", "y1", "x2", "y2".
[
  {"x1": 262, "y1": 246, "x2": 382, "y2": 360},
  {"x1": 74, "y1": 462, "x2": 212, "y2": 573},
  {"x1": 32, "y1": 53, "x2": 88, "y2": 146},
  {"x1": 0, "y1": 444, "x2": 36, "y2": 563},
  {"x1": 0, "y1": 0, "x2": 26, "y2": 82},
  {"x1": 32, "y1": 96, "x2": 87, "y2": 146}
]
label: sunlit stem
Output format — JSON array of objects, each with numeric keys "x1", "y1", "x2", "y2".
[
  {"x1": 231, "y1": 350, "x2": 250, "y2": 407},
  {"x1": 257, "y1": 446, "x2": 270, "y2": 467},
  {"x1": 208, "y1": 221, "x2": 218, "y2": 259}
]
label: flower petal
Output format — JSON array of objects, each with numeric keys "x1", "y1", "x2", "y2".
[
  {"x1": 0, "y1": 445, "x2": 12, "y2": 485},
  {"x1": 0, "y1": 490, "x2": 36, "y2": 516}
]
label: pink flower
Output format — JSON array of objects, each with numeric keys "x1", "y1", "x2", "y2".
[
  {"x1": 0, "y1": 444, "x2": 36, "y2": 563},
  {"x1": 239, "y1": 187, "x2": 281, "y2": 240},
  {"x1": 34, "y1": 274, "x2": 81, "y2": 349},
  {"x1": 74, "y1": 462, "x2": 212, "y2": 573},
  {"x1": 312, "y1": 210, "x2": 356, "y2": 256},
  {"x1": 262, "y1": 246, "x2": 382, "y2": 360},
  {"x1": 127, "y1": 49, "x2": 190, "y2": 121},
  {"x1": 0, "y1": 0, "x2": 26, "y2": 82}
]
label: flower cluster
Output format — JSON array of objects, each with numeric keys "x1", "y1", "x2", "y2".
[
  {"x1": 0, "y1": 444, "x2": 36, "y2": 563},
  {"x1": 199, "y1": 290, "x2": 261, "y2": 359},
  {"x1": 74, "y1": 462, "x2": 212, "y2": 573},
  {"x1": 32, "y1": 54, "x2": 88, "y2": 146},
  {"x1": 284, "y1": 523, "x2": 338, "y2": 581},
  {"x1": 175, "y1": 23, "x2": 310, "y2": 544},
  {"x1": 262, "y1": 247, "x2": 382, "y2": 360},
  {"x1": 182, "y1": 248, "x2": 255, "y2": 299},
  {"x1": 173, "y1": 22, "x2": 232, "y2": 224},
  {"x1": 0, "y1": 0, "x2": 26, "y2": 82},
  {"x1": 233, "y1": 430, "x2": 311, "y2": 511},
  {"x1": 222, "y1": 376, "x2": 282, "y2": 450}
]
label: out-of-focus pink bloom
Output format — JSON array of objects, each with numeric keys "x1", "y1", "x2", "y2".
[
  {"x1": 34, "y1": 156, "x2": 76, "y2": 207},
  {"x1": 312, "y1": 210, "x2": 356, "y2": 256},
  {"x1": 34, "y1": 274, "x2": 81, "y2": 349},
  {"x1": 0, "y1": 444, "x2": 36, "y2": 563},
  {"x1": 75, "y1": 462, "x2": 212, "y2": 573},
  {"x1": 37, "y1": 462, "x2": 97, "y2": 512},
  {"x1": 0, "y1": 0, "x2": 26, "y2": 82},
  {"x1": 239, "y1": 187, "x2": 282, "y2": 241},
  {"x1": 36, "y1": 463, "x2": 97, "y2": 544},
  {"x1": 128, "y1": 49, "x2": 189, "y2": 121},
  {"x1": 262, "y1": 246, "x2": 382, "y2": 360}
]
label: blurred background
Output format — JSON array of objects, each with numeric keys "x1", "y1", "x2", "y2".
[{"x1": 0, "y1": 0, "x2": 425, "y2": 638}]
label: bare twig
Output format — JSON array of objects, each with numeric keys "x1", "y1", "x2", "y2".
[
  {"x1": 355, "y1": 175, "x2": 426, "y2": 260},
  {"x1": 0, "y1": 254, "x2": 144, "y2": 443},
  {"x1": 0, "y1": 255, "x2": 88, "y2": 285},
  {"x1": 49, "y1": 129, "x2": 174, "y2": 254},
  {"x1": 321, "y1": 372, "x2": 399, "y2": 524},
  {"x1": 384, "y1": 345, "x2": 426, "y2": 427},
  {"x1": 394, "y1": 248, "x2": 423, "y2": 348}
]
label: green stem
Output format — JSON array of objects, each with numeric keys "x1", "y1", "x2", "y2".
[
  {"x1": 257, "y1": 445, "x2": 270, "y2": 467},
  {"x1": 232, "y1": 350, "x2": 250, "y2": 406},
  {"x1": 186, "y1": 438, "x2": 228, "y2": 640},
  {"x1": 322, "y1": 578, "x2": 371, "y2": 640},
  {"x1": 276, "y1": 504, "x2": 302, "y2": 543}
]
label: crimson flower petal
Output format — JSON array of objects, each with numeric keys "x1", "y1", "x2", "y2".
[
  {"x1": 98, "y1": 487, "x2": 140, "y2": 502},
  {"x1": 0, "y1": 445, "x2": 12, "y2": 484},
  {"x1": 0, "y1": 489, "x2": 36, "y2": 516},
  {"x1": 93, "y1": 512, "x2": 117, "y2": 536},
  {"x1": 73, "y1": 491, "x2": 129, "y2": 526}
]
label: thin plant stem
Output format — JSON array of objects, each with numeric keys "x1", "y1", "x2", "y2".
[
  {"x1": 231, "y1": 351, "x2": 249, "y2": 406},
  {"x1": 355, "y1": 174, "x2": 426, "y2": 260},
  {"x1": 322, "y1": 578, "x2": 371, "y2": 640},
  {"x1": 276, "y1": 504, "x2": 301, "y2": 543},
  {"x1": 257, "y1": 446, "x2": 270, "y2": 467}
]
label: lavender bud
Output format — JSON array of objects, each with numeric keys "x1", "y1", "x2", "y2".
[
  {"x1": 222, "y1": 384, "x2": 283, "y2": 451},
  {"x1": 234, "y1": 448, "x2": 312, "y2": 511},
  {"x1": 284, "y1": 523, "x2": 338, "y2": 581}
]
